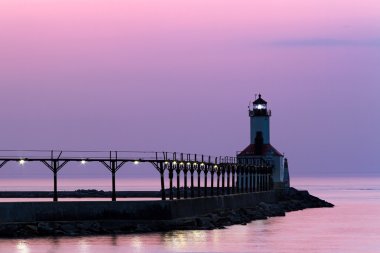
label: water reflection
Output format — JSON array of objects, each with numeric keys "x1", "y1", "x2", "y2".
[
  {"x1": 0, "y1": 178, "x2": 379, "y2": 253},
  {"x1": 162, "y1": 230, "x2": 207, "y2": 251},
  {"x1": 44, "y1": 237, "x2": 60, "y2": 253},
  {"x1": 111, "y1": 235, "x2": 119, "y2": 247},
  {"x1": 16, "y1": 241, "x2": 29, "y2": 253},
  {"x1": 78, "y1": 238, "x2": 89, "y2": 253},
  {"x1": 130, "y1": 236, "x2": 143, "y2": 251}
]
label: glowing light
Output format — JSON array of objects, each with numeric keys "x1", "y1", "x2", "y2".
[
  {"x1": 201, "y1": 163, "x2": 205, "y2": 166},
  {"x1": 193, "y1": 162, "x2": 198, "y2": 166},
  {"x1": 257, "y1": 104, "x2": 265, "y2": 110},
  {"x1": 164, "y1": 161, "x2": 169, "y2": 165},
  {"x1": 19, "y1": 159, "x2": 26, "y2": 165},
  {"x1": 214, "y1": 165, "x2": 218, "y2": 169},
  {"x1": 134, "y1": 160, "x2": 139, "y2": 165},
  {"x1": 80, "y1": 160, "x2": 87, "y2": 165},
  {"x1": 16, "y1": 241, "x2": 30, "y2": 253},
  {"x1": 172, "y1": 161, "x2": 177, "y2": 165},
  {"x1": 179, "y1": 162, "x2": 184, "y2": 165},
  {"x1": 186, "y1": 162, "x2": 191, "y2": 166}
]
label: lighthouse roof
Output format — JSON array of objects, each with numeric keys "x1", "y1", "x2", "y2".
[
  {"x1": 253, "y1": 94, "x2": 267, "y2": 105},
  {"x1": 237, "y1": 144, "x2": 283, "y2": 157}
]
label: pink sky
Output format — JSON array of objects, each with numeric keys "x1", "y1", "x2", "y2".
[{"x1": 0, "y1": 0, "x2": 379, "y2": 178}]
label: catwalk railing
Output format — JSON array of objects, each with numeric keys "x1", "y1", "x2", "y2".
[{"x1": 0, "y1": 150, "x2": 273, "y2": 202}]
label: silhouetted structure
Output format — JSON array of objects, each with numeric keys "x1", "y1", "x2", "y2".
[
  {"x1": 237, "y1": 94, "x2": 290, "y2": 189},
  {"x1": 0, "y1": 150, "x2": 272, "y2": 202}
]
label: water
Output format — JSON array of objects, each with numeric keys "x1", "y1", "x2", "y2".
[{"x1": 0, "y1": 177, "x2": 379, "y2": 253}]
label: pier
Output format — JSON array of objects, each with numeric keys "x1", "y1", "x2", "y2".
[{"x1": 0, "y1": 150, "x2": 273, "y2": 202}]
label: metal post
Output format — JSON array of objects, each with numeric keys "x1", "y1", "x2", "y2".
[
  {"x1": 247, "y1": 166, "x2": 250, "y2": 192},
  {"x1": 227, "y1": 165, "x2": 231, "y2": 195},
  {"x1": 249, "y1": 167, "x2": 253, "y2": 192},
  {"x1": 252, "y1": 167, "x2": 256, "y2": 192},
  {"x1": 197, "y1": 167, "x2": 201, "y2": 197},
  {"x1": 184, "y1": 166, "x2": 188, "y2": 199},
  {"x1": 169, "y1": 163, "x2": 174, "y2": 200},
  {"x1": 259, "y1": 168, "x2": 262, "y2": 191},
  {"x1": 221, "y1": 167, "x2": 225, "y2": 195},
  {"x1": 160, "y1": 162, "x2": 166, "y2": 200},
  {"x1": 257, "y1": 168, "x2": 260, "y2": 192},
  {"x1": 190, "y1": 164, "x2": 195, "y2": 198},
  {"x1": 41, "y1": 155, "x2": 68, "y2": 203},
  {"x1": 251, "y1": 166, "x2": 254, "y2": 192},
  {"x1": 217, "y1": 169, "x2": 221, "y2": 195},
  {"x1": 264, "y1": 168, "x2": 266, "y2": 191},
  {"x1": 266, "y1": 171, "x2": 269, "y2": 191},
  {"x1": 111, "y1": 161, "x2": 116, "y2": 201},
  {"x1": 232, "y1": 166, "x2": 235, "y2": 194},
  {"x1": 236, "y1": 165, "x2": 240, "y2": 194},
  {"x1": 264, "y1": 170, "x2": 267, "y2": 191},
  {"x1": 255, "y1": 167, "x2": 258, "y2": 192},
  {"x1": 245, "y1": 167, "x2": 249, "y2": 193},
  {"x1": 53, "y1": 160, "x2": 58, "y2": 202},
  {"x1": 176, "y1": 166, "x2": 181, "y2": 200},
  {"x1": 240, "y1": 165, "x2": 244, "y2": 193},
  {"x1": 204, "y1": 168, "x2": 208, "y2": 197},
  {"x1": 211, "y1": 169, "x2": 214, "y2": 196},
  {"x1": 269, "y1": 172, "x2": 273, "y2": 190}
]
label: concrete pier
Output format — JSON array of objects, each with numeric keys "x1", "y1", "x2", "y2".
[{"x1": 0, "y1": 191, "x2": 277, "y2": 223}]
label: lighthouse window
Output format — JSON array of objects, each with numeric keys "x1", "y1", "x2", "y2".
[{"x1": 255, "y1": 104, "x2": 266, "y2": 110}]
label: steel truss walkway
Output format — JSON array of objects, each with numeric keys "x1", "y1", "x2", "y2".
[{"x1": 0, "y1": 150, "x2": 273, "y2": 201}]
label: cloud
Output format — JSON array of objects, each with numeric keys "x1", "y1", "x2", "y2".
[{"x1": 269, "y1": 38, "x2": 380, "y2": 47}]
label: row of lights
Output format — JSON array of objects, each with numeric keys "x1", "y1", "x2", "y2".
[
  {"x1": 18, "y1": 159, "x2": 141, "y2": 165},
  {"x1": 164, "y1": 161, "x2": 218, "y2": 169},
  {"x1": 18, "y1": 159, "x2": 218, "y2": 169}
]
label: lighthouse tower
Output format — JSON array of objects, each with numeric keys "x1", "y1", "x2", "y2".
[
  {"x1": 250, "y1": 94, "x2": 271, "y2": 145},
  {"x1": 238, "y1": 94, "x2": 290, "y2": 188}
]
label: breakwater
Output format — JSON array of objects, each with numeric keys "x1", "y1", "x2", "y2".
[{"x1": 0, "y1": 188, "x2": 333, "y2": 237}]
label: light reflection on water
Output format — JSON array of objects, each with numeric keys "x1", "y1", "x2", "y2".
[
  {"x1": 15, "y1": 241, "x2": 29, "y2": 253},
  {"x1": 0, "y1": 177, "x2": 379, "y2": 253}
]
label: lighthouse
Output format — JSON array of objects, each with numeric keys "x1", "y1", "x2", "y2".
[
  {"x1": 249, "y1": 94, "x2": 270, "y2": 145},
  {"x1": 237, "y1": 94, "x2": 290, "y2": 189}
]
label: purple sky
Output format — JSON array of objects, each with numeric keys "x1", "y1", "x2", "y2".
[{"x1": 0, "y1": 0, "x2": 379, "y2": 179}]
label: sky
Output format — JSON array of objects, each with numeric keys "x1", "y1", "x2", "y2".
[{"x1": 0, "y1": 0, "x2": 379, "y2": 180}]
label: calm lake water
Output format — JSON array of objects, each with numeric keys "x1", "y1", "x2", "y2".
[{"x1": 0, "y1": 177, "x2": 379, "y2": 253}]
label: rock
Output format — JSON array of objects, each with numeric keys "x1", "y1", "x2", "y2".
[
  {"x1": 37, "y1": 222, "x2": 54, "y2": 234},
  {"x1": 0, "y1": 224, "x2": 19, "y2": 237},
  {"x1": 135, "y1": 224, "x2": 152, "y2": 233},
  {"x1": 60, "y1": 223, "x2": 76, "y2": 232},
  {"x1": 206, "y1": 213, "x2": 219, "y2": 221},
  {"x1": 53, "y1": 230, "x2": 65, "y2": 236},
  {"x1": 76, "y1": 222, "x2": 92, "y2": 231},
  {"x1": 26, "y1": 224, "x2": 38, "y2": 234},
  {"x1": 196, "y1": 216, "x2": 215, "y2": 229},
  {"x1": 228, "y1": 214, "x2": 243, "y2": 224},
  {"x1": 176, "y1": 218, "x2": 197, "y2": 229}
]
